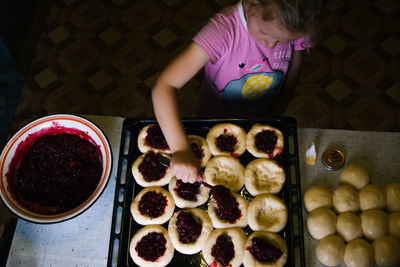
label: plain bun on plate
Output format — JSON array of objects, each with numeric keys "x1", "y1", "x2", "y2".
[
  {"x1": 307, "y1": 208, "x2": 337, "y2": 240},
  {"x1": 359, "y1": 184, "x2": 386, "y2": 211},
  {"x1": 373, "y1": 235, "x2": 400, "y2": 267},
  {"x1": 303, "y1": 185, "x2": 332, "y2": 213},
  {"x1": 316, "y1": 235, "x2": 345, "y2": 267},
  {"x1": 360, "y1": 209, "x2": 389, "y2": 241},
  {"x1": 332, "y1": 184, "x2": 360, "y2": 213},
  {"x1": 336, "y1": 212, "x2": 363, "y2": 242},
  {"x1": 385, "y1": 181, "x2": 400, "y2": 212},
  {"x1": 343, "y1": 238, "x2": 374, "y2": 267}
]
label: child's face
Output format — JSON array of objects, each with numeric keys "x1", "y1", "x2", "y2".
[{"x1": 246, "y1": 8, "x2": 302, "y2": 48}]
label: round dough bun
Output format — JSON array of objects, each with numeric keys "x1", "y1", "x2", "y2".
[
  {"x1": 360, "y1": 209, "x2": 389, "y2": 241},
  {"x1": 204, "y1": 155, "x2": 245, "y2": 192},
  {"x1": 248, "y1": 194, "x2": 288, "y2": 232},
  {"x1": 132, "y1": 152, "x2": 173, "y2": 187},
  {"x1": 244, "y1": 159, "x2": 285, "y2": 196},
  {"x1": 168, "y1": 177, "x2": 210, "y2": 209},
  {"x1": 336, "y1": 212, "x2": 363, "y2": 242},
  {"x1": 208, "y1": 193, "x2": 248, "y2": 228},
  {"x1": 188, "y1": 135, "x2": 211, "y2": 167},
  {"x1": 202, "y1": 227, "x2": 246, "y2": 267},
  {"x1": 389, "y1": 211, "x2": 400, "y2": 240},
  {"x1": 137, "y1": 124, "x2": 171, "y2": 154},
  {"x1": 373, "y1": 235, "x2": 400, "y2": 267},
  {"x1": 303, "y1": 185, "x2": 332, "y2": 213},
  {"x1": 243, "y1": 231, "x2": 288, "y2": 267},
  {"x1": 131, "y1": 186, "x2": 175, "y2": 225},
  {"x1": 385, "y1": 181, "x2": 400, "y2": 212},
  {"x1": 246, "y1": 124, "x2": 284, "y2": 158},
  {"x1": 332, "y1": 184, "x2": 360, "y2": 213},
  {"x1": 316, "y1": 235, "x2": 345, "y2": 267},
  {"x1": 167, "y1": 208, "x2": 213, "y2": 255},
  {"x1": 307, "y1": 208, "x2": 337, "y2": 240},
  {"x1": 344, "y1": 238, "x2": 374, "y2": 267},
  {"x1": 359, "y1": 184, "x2": 386, "y2": 211},
  {"x1": 206, "y1": 123, "x2": 247, "y2": 156},
  {"x1": 339, "y1": 163, "x2": 370, "y2": 190},
  {"x1": 130, "y1": 225, "x2": 174, "y2": 267}
]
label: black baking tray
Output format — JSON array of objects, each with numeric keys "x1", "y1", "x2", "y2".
[{"x1": 108, "y1": 117, "x2": 305, "y2": 267}]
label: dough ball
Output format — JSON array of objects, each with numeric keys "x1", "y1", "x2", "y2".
[
  {"x1": 385, "y1": 181, "x2": 400, "y2": 212},
  {"x1": 332, "y1": 184, "x2": 360, "y2": 213},
  {"x1": 343, "y1": 238, "x2": 374, "y2": 267},
  {"x1": 303, "y1": 185, "x2": 332, "y2": 213},
  {"x1": 307, "y1": 208, "x2": 336, "y2": 240},
  {"x1": 243, "y1": 231, "x2": 288, "y2": 267},
  {"x1": 373, "y1": 235, "x2": 400, "y2": 267},
  {"x1": 339, "y1": 163, "x2": 370, "y2": 190},
  {"x1": 247, "y1": 194, "x2": 287, "y2": 232},
  {"x1": 336, "y1": 212, "x2": 363, "y2": 242},
  {"x1": 361, "y1": 209, "x2": 389, "y2": 241},
  {"x1": 359, "y1": 184, "x2": 386, "y2": 211},
  {"x1": 244, "y1": 159, "x2": 285, "y2": 196},
  {"x1": 316, "y1": 235, "x2": 345, "y2": 267},
  {"x1": 389, "y1": 211, "x2": 400, "y2": 240}
]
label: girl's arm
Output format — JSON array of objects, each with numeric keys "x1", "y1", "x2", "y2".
[
  {"x1": 152, "y1": 42, "x2": 210, "y2": 183},
  {"x1": 270, "y1": 50, "x2": 303, "y2": 116}
]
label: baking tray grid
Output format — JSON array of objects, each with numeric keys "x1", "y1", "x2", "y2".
[{"x1": 108, "y1": 118, "x2": 305, "y2": 267}]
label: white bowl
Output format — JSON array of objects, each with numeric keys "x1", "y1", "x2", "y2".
[{"x1": 0, "y1": 114, "x2": 112, "y2": 223}]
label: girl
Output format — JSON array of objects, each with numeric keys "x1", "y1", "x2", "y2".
[{"x1": 152, "y1": 0, "x2": 325, "y2": 183}]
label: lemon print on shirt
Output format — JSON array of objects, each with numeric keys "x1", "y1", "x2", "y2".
[{"x1": 242, "y1": 75, "x2": 274, "y2": 100}]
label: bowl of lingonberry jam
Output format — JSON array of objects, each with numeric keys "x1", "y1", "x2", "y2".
[{"x1": 0, "y1": 114, "x2": 112, "y2": 223}]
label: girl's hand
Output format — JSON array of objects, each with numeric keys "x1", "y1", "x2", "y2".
[{"x1": 171, "y1": 149, "x2": 201, "y2": 184}]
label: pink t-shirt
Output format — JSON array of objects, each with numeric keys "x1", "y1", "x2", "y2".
[{"x1": 193, "y1": 1, "x2": 306, "y2": 116}]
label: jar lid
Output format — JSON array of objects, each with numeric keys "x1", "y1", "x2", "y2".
[{"x1": 321, "y1": 148, "x2": 345, "y2": 171}]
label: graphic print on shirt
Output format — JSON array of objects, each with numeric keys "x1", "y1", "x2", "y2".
[{"x1": 222, "y1": 58, "x2": 283, "y2": 101}]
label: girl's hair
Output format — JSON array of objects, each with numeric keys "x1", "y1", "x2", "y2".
[{"x1": 246, "y1": 0, "x2": 330, "y2": 46}]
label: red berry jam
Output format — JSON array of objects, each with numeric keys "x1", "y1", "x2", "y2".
[
  {"x1": 191, "y1": 142, "x2": 203, "y2": 160},
  {"x1": 145, "y1": 124, "x2": 169, "y2": 150},
  {"x1": 139, "y1": 191, "x2": 167, "y2": 218},
  {"x1": 9, "y1": 133, "x2": 102, "y2": 214},
  {"x1": 248, "y1": 237, "x2": 283, "y2": 262},
  {"x1": 176, "y1": 211, "x2": 202, "y2": 244},
  {"x1": 138, "y1": 152, "x2": 167, "y2": 182},
  {"x1": 135, "y1": 232, "x2": 166, "y2": 262},
  {"x1": 211, "y1": 234, "x2": 235, "y2": 266},
  {"x1": 255, "y1": 130, "x2": 277, "y2": 154},
  {"x1": 216, "y1": 133, "x2": 237, "y2": 153},
  {"x1": 175, "y1": 180, "x2": 201, "y2": 201},
  {"x1": 211, "y1": 185, "x2": 240, "y2": 223}
]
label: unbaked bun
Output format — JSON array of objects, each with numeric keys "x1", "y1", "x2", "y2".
[
  {"x1": 131, "y1": 186, "x2": 175, "y2": 225},
  {"x1": 206, "y1": 123, "x2": 246, "y2": 157},
  {"x1": 208, "y1": 190, "x2": 248, "y2": 228},
  {"x1": 389, "y1": 211, "x2": 400, "y2": 240},
  {"x1": 343, "y1": 238, "x2": 374, "y2": 267},
  {"x1": 132, "y1": 152, "x2": 173, "y2": 187},
  {"x1": 339, "y1": 163, "x2": 369, "y2": 190},
  {"x1": 332, "y1": 184, "x2": 360, "y2": 213},
  {"x1": 168, "y1": 177, "x2": 210, "y2": 208},
  {"x1": 168, "y1": 208, "x2": 213, "y2": 255},
  {"x1": 373, "y1": 235, "x2": 400, "y2": 267},
  {"x1": 188, "y1": 135, "x2": 211, "y2": 167},
  {"x1": 202, "y1": 227, "x2": 246, "y2": 267},
  {"x1": 130, "y1": 225, "x2": 174, "y2": 267},
  {"x1": 246, "y1": 124, "x2": 284, "y2": 158},
  {"x1": 336, "y1": 212, "x2": 363, "y2": 242},
  {"x1": 303, "y1": 185, "x2": 332, "y2": 213},
  {"x1": 360, "y1": 209, "x2": 389, "y2": 241},
  {"x1": 204, "y1": 155, "x2": 245, "y2": 192},
  {"x1": 137, "y1": 124, "x2": 171, "y2": 154},
  {"x1": 244, "y1": 159, "x2": 285, "y2": 196},
  {"x1": 385, "y1": 181, "x2": 400, "y2": 212},
  {"x1": 359, "y1": 184, "x2": 386, "y2": 211},
  {"x1": 248, "y1": 194, "x2": 288, "y2": 232},
  {"x1": 307, "y1": 208, "x2": 337, "y2": 240},
  {"x1": 316, "y1": 235, "x2": 345, "y2": 267},
  {"x1": 243, "y1": 231, "x2": 288, "y2": 267}
]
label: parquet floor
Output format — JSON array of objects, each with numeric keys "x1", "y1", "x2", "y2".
[{"x1": 10, "y1": 0, "x2": 400, "y2": 132}]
